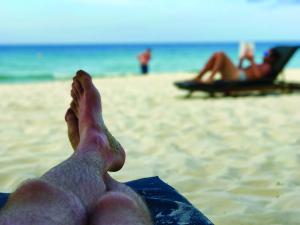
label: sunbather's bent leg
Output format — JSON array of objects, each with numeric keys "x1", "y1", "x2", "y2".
[
  {"x1": 195, "y1": 52, "x2": 240, "y2": 83},
  {"x1": 208, "y1": 52, "x2": 240, "y2": 82},
  {"x1": 195, "y1": 53, "x2": 218, "y2": 80}
]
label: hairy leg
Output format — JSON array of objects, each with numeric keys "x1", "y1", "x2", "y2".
[
  {"x1": 67, "y1": 71, "x2": 152, "y2": 224},
  {"x1": 69, "y1": 71, "x2": 152, "y2": 224},
  {"x1": 0, "y1": 127, "x2": 104, "y2": 224},
  {"x1": 0, "y1": 70, "x2": 126, "y2": 225},
  {"x1": 0, "y1": 179, "x2": 86, "y2": 225},
  {"x1": 90, "y1": 174, "x2": 152, "y2": 225}
]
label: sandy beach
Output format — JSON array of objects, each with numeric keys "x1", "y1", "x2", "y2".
[{"x1": 0, "y1": 69, "x2": 300, "y2": 225}]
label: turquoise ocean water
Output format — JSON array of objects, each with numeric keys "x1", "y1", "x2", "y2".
[{"x1": 0, "y1": 42, "x2": 299, "y2": 82}]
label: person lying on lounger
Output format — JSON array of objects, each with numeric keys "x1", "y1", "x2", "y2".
[
  {"x1": 0, "y1": 70, "x2": 152, "y2": 225},
  {"x1": 194, "y1": 48, "x2": 279, "y2": 83}
]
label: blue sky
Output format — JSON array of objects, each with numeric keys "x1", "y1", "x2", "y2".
[{"x1": 0, "y1": 0, "x2": 299, "y2": 44}]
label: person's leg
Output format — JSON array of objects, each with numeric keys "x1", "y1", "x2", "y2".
[
  {"x1": 195, "y1": 53, "x2": 218, "y2": 80},
  {"x1": 90, "y1": 174, "x2": 152, "y2": 225},
  {"x1": 0, "y1": 179, "x2": 87, "y2": 225},
  {"x1": 0, "y1": 70, "x2": 126, "y2": 225},
  {"x1": 69, "y1": 71, "x2": 152, "y2": 225},
  {"x1": 65, "y1": 108, "x2": 79, "y2": 150},
  {"x1": 141, "y1": 65, "x2": 148, "y2": 74},
  {"x1": 207, "y1": 52, "x2": 240, "y2": 82}
]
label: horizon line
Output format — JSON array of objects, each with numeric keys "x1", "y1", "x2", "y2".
[{"x1": 0, "y1": 40, "x2": 300, "y2": 46}]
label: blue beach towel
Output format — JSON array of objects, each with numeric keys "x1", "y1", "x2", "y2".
[{"x1": 0, "y1": 176, "x2": 213, "y2": 225}]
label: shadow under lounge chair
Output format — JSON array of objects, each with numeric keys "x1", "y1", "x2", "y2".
[
  {"x1": 174, "y1": 46, "x2": 300, "y2": 97},
  {"x1": 0, "y1": 176, "x2": 214, "y2": 225}
]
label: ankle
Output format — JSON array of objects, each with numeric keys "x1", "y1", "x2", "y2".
[
  {"x1": 79, "y1": 132, "x2": 107, "y2": 148},
  {"x1": 77, "y1": 128, "x2": 110, "y2": 154}
]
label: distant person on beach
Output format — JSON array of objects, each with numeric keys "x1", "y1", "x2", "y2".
[
  {"x1": 0, "y1": 70, "x2": 152, "y2": 225},
  {"x1": 194, "y1": 48, "x2": 279, "y2": 83},
  {"x1": 138, "y1": 49, "x2": 151, "y2": 74}
]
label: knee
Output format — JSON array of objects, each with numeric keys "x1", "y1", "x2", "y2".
[
  {"x1": 12, "y1": 179, "x2": 85, "y2": 209},
  {"x1": 11, "y1": 179, "x2": 58, "y2": 201},
  {"x1": 214, "y1": 51, "x2": 226, "y2": 58},
  {"x1": 91, "y1": 192, "x2": 152, "y2": 225},
  {"x1": 8, "y1": 179, "x2": 86, "y2": 222},
  {"x1": 94, "y1": 192, "x2": 139, "y2": 212}
]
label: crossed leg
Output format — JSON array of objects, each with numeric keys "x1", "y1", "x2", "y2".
[
  {"x1": 0, "y1": 70, "x2": 152, "y2": 225},
  {"x1": 195, "y1": 52, "x2": 240, "y2": 83},
  {"x1": 68, "y1": 71, "x2": 151, "y2": 225}
]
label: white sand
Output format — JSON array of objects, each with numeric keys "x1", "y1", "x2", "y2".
[{"x1": 0, "y1": 70, "x2": 300, "y2": 225}]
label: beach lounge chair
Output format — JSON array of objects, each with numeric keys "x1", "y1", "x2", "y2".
[
  {"x1": 174, "y1": 46, "x2": 300, "y2": 97},
  {"x1": 0, "y1": 176, "x2": 214, "y2": 225}
]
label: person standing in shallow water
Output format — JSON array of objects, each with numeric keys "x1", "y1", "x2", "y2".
[{"x1": 138, "y1": 49, "x2": 151, "y2": 75}]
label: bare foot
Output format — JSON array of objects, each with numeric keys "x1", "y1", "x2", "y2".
[
  {"x1": 65, "y1": 108, "x2": 80, "y2": 150},
  {"x1": 193, "y1": 78, "x2": 205, "y2": 84},
  {"x1": 69, "y1": 70, "x2": 125, "y2": 172},
  {"x1": 192, "y1": 77, "x2": 205, "y2": 83},
  {"x1": 204, "y1": 77, "x2": 214, "y2": 84}
]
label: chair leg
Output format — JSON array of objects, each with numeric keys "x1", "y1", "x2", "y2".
[
  {"x1": 209, "y1": 92, "x2": 215, "y2": 98},
  {"x1": 224, "y1": 91, "x2": 231, "y2": 97},
  {"x1": 185, "y1": 91, "x2": 194, "y2": 98}
]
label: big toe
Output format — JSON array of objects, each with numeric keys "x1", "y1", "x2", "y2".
[{"x1": 74, "y1": 70, "x2": 93, "y2": 90}]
